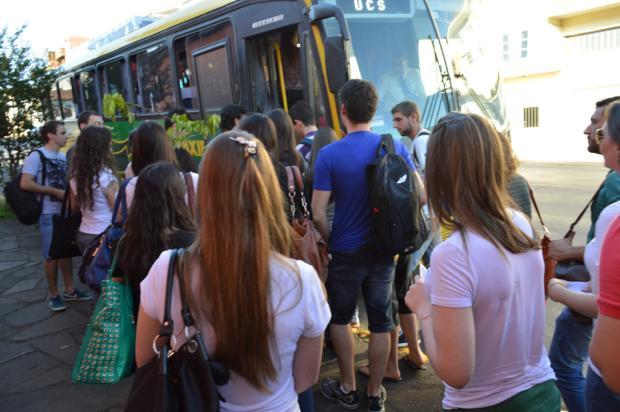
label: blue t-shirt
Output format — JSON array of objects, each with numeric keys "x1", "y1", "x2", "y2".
[
  {"x1": 22, "y1": 147, "x2": 67, "y2": 215},
  {"x1": 313, "y1": 131, "x2": 415, "y2": 252}
]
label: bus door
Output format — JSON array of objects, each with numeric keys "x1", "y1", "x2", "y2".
[{"x1": 245, "y1": 26, "x2": 304, "y2": 113}]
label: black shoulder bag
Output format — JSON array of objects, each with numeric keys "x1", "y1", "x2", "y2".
[
  {"x1": 554, "y1": 182, "x2": 604, "y2": 282},
  {"x1": 48, "y1": 184, "x2": 82, "y2": 259},
  {"x1": 125, "y1": 249, "x2": 229, "y2": 412}
]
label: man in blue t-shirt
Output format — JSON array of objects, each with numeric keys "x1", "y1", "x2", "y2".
[
  {"x1": 20, "y1": 120, "x2": 92, "y2": 312},
  {"x1": 313, "y1": 79, "x2": 418, "y2": 412}
]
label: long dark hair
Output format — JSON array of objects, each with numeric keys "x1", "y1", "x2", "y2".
[
  {"x1": 238, "y1": 113, "x2": 278, "y2": 161},
  {"x1": 121, "y1": 162, "x2": 195, "y2": 284},
  {"x1": 307, "y1": 127, "x2": 337, "y2": 187},
  {"x1": 130, "y1": 121, "x2": 178, "y2": 175},
  {"x1": 267, "y1": 108, "x2": 302, "y2": 167},
  {"x1": 72, "y1": 126, "x2": 116, "y2": 209}
]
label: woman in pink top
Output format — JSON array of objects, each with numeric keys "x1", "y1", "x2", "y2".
[{"x1": 405, "y1": 112, "x2": 560, "y2": 411}]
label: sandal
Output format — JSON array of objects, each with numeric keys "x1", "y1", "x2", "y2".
[
  {"x1": 357, "y1": 365, "x2": 402, "y2": 383},
  {"x1": 401, "y1": 354, "x2": 428, "y2": 370}
]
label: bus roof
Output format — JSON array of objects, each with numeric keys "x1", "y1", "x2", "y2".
[{"x1": 62, "y1": 0, "x2": 236, "y2": 71}]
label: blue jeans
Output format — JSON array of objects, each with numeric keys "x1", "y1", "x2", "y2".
[
  {"x1": 298, "y1": 388, "x2": 314, "y2": 412},
  {"x1": 548, "y1": 308, "x2": 593, "y2": 412},
  {"x1": 585, "y1": 368, "x2": 620, "y2": 412},
  {"x1": 39, "y1": 213, "x2": 54, "y2": 260}
]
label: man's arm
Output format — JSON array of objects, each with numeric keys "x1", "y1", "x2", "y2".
[
  {"x1": 549, "y1": 234, "x2": 584, "y2": 261},
  {"x1": 311, "y1": 190, "x2": 331, "y2": 243},
  {"x1": 20, "y1": 174, "x2": 64, "y2": 200}
]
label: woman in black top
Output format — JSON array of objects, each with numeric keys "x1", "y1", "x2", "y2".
[{"x1": 119, "y1": 162, "x2": 196, "y2": 319}]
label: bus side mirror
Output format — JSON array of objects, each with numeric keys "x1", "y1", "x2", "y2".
[
  {"x1": 308, "y1": 4, "x2": 350, "y2": 40},
  {"x1": 324, "y1": 36, "x2": 348, "y2": 93}
]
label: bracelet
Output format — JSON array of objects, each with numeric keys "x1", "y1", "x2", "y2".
[{"x1": 417, "y1": 312, "x2": 431, "y2": 321}]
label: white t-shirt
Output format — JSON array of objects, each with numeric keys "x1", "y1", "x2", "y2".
[
  {"x1": 70, "y1": 168, "x2": 118, "y2": 234},
  {"x1": 584, "y1": 200, "x2": 620, "y2": 376},
  {"x1": 426, "y1": 209, "x2": 555, "y2": 409},
  {"x1": 124, "y1": 172, "x2": 198, "y2": 210},
  {"x1": 140, "y1": 251, "x2": 331, "y2": 412},
  {"x1": 400, "y1": 129, "x2": 429, "y2": 173}
]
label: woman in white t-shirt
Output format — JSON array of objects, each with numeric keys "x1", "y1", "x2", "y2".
[
  {"x1": 69, "y1": 126, "x2": 118, "y2": 252},
  {"x1": 135, "y1": 131, "x2": 331, "y2": 411},
  {"x1": 405, "y1": 112, "x2": 560, "y2": 411}
]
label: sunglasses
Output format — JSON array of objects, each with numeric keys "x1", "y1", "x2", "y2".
[{"x1": 595, "y1": 128, "x2": 606, "y2": 145}]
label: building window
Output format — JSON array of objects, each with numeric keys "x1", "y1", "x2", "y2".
[
  {"x1": 523, "y1": 106, "x2": 539, "y2": 128},
  {"x1": 521, "y1": 30, "x2": 528, "y2": 58},
  {"x1": 502, "y1": 34, "x2": 509, "y2": 61}
]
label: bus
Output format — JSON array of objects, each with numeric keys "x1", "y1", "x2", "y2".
[{"x1": 50, "y1": 0, "x2": 507, "y2": 166}]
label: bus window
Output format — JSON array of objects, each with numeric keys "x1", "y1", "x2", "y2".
[
  {"x1": 173, "y1": 23, "x2": 234, "y2": 111},
  {"x1": 99, "y1": 60, "x2": 126, "y2": 97},
  {"x1": 246, "y1": 27, "x2": 302, "y2": 113},
  {"x1": 58, "y1": 78, "x2": 77, "y2": 119},
  {"x1": 79, "y1": 70, "x2": 98, "y2": 111},
  {"x1": 49, "y1": 84, "x2": 62, "y2": 120},
  {"x1": 192, "y1": 43, "x2": 233, "y2": 113},
  {"x1": 303, "y1": 32, "x2": 328, "y2": 128},
  {"x1": 131, "y1": 44, "x2": 176, "y2": 114}
]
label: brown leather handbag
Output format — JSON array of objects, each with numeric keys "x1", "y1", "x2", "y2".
[
  {"x1": 528, "y1": 185, "x2": 556, "y2": 296},
  {"x1": 285, "y1": 165, "x2": 330, "y2": 282}
]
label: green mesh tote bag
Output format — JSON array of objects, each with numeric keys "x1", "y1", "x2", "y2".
[{"x1": 71, "y1": 238, "x2": 135, "y2": 383}]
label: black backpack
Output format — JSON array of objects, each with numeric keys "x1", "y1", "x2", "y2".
[
  {"x1": 3, "y1": 150, "x2": 47, "y2": 225},
  {"x1": 367, "y1": 134, "x2": 423, "y2": 256}
]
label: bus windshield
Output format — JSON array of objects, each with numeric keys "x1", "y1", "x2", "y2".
[{"x1": 318, "y1": 0, "x2": 507, "y2": 134}]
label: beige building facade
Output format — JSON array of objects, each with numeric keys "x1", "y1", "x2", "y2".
[{"x1": 501, "y1": 0, "x2": 620, "y2": 161}]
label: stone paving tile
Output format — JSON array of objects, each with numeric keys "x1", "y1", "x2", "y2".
[
  {"x1": 0, "y1": 380, "x2": 133, "y2": 412},
  {"x1": 0, "y1": 341, "x2": 34, "y2": 364},
  {"x1": 0, "y1": 300, "x2": 26, "y2": 316},
  {"x1": 3, "y1": 278, "x2": 40, "y2": 295},
  {"x1": 30, "y1": 331, "x2": 79, "y2": 366},
  {"x1": 0, "y1": 251, "x2": 29, "y2": 261},
  {"x1": 5, "y1": 302, "x2": 54, "y2": 326},
  {"x1": 11, "y1": 288, "x2": 48, "y2": 304},
  {"x1": 4, "y1": 367, "x2": 68, "y2": 394},
  {"x1": 0, "y1": 273, "x2": 19, "y2": 290},
  {"x1": 0, "y1": 351, "x2": 59, "y2": 393},
  {"x1": 0, "y1": 261, "x2": 24, "y2": 273},
  {"x1": 0, "y1": 237, "x2": 18, "y2": 251},
  {"x1": 12, "y1": 310, "x2": 88, "y2": 342}
]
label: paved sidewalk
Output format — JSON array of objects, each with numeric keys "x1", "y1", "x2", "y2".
[{"x1": 0, "y1": 219, "x2": 444, "y2": 411}]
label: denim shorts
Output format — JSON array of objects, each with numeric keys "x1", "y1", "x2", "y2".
[
  {"x1": 39, "y1": 213, "x2": 54, "y2": 260},
  {"x1": 326, "y1": 246, "x2": 396, "y2": 333}
]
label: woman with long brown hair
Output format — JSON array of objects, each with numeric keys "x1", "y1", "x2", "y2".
[
  {"x1": 135, "y1": 131, "x2": 330, "y2": 410},
  {"x1": 405, "y1": 112, "x2": 560, "y2": 411},
  {"x1": 69, "y1": 125, "x2": 118, "y2": 252}
]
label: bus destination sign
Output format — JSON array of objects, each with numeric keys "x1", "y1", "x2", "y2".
[{"x1": 335, "y1": 0, "x2": 411, "y2": 14}]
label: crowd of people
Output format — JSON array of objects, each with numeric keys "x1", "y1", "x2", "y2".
[{"x1": 15, "y1": 79, "x2": 620, "y2": 412}]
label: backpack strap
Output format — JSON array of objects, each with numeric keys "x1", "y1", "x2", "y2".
[
  {"x1": 378, "y1": 134, "x2": 396, "y2": 156},
  {"x1": 564, "y1": 181, "x2": 604, "y2": 238},
  {"x1": 35, "y1": 150, "x2": 48, "y2": 203},
  {"x1": 184, "y1": 173, "x2": 196, "y2": 217}
]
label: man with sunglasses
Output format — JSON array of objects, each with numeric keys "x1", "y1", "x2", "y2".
[
  {"x1": 547, "y1": 96, "x2": 620, "y2": 412},
  {"x1": 20, "y1": 120, "x2": 92, "y2": 312}
]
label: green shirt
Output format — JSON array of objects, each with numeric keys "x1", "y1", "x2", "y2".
[{"x1": 588, "y1": 170, "x2": 620, "y2": 241}]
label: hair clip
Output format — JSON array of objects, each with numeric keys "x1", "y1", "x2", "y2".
[{"x1": 228, "y1": 135, "x2": 257, "y2": 158}]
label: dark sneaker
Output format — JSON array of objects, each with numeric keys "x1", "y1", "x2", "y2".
[
  {"x1": 397, "y1": 330, "x2": 408, "y2": 348},
  {"x1": 63, "y1": 288, "x2": 92, "y2": 301},
  {"x1": 367, "y1": 385, "x2": 387, "y2": 412},
  {"x1": 49, "y1": 295, "x2": 66, "y2": 312},
  {"x1": 320, "y1": 378, "x2": 360, "y2": 410}
]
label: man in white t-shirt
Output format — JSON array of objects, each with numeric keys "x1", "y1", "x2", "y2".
[
  {"x1": 20, "y1": 120, "x2": 92, "y2": 312},
  {"x1": 392, "y1": 101, "x2": 429, "y2": 175}
]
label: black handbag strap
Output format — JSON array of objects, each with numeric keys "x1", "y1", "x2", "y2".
[
  {"x1": 175, "y1": 248, "x2": 197, "y2": 330},
  {"x1": 111, "y1": 178, "x2": 131, "y2": 225},
  {"x1": 59, "y1": 184, "x2": 73, "y2": 218},
  {"x1": 158, "y1": 249, "x2": 179, "y2": 344},
  {"x1": 564, "y1": 181, "x2": 604, "y2": 238},
  {"x1": 35, "y1": 150, "x2": 48, "y2": 203}
]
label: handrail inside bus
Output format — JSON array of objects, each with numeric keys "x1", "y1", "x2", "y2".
[{"x1": 272, "y1": 42, "x2": 289, "y2": 112}]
